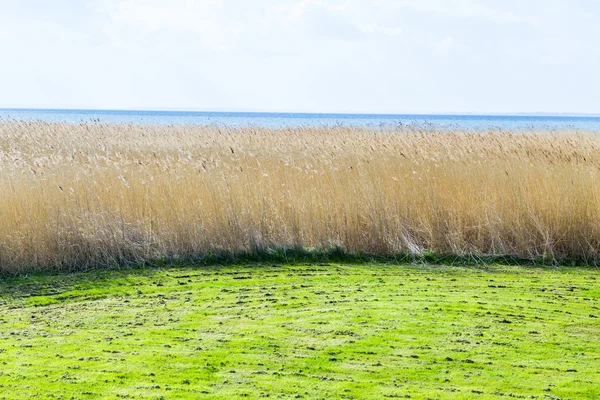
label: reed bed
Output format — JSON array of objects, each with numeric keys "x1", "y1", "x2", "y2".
[{"x1": 1, "y1": 121, "x2": 599, "y2": 272}]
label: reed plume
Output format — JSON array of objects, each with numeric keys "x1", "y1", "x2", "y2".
[{"x1": 1, "y1": 121, "x2": 599, "y2": 272}]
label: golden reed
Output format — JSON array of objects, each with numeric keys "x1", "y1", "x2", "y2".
[{"x1": 1, "y1": 121, "x2": 599, "y2": 272}]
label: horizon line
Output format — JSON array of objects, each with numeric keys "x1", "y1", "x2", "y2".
[{"x1": 1, "y1": 107, "x2": 600, "y2": 118}]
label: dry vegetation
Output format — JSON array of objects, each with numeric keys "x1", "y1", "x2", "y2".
[{"x1": 1, "y1": 121, "x2": 600, "y2": 272}]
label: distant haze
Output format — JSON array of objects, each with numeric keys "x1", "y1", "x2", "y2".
[{"x1": 1, "y1": 0, "x2": 598, "y2": 114}]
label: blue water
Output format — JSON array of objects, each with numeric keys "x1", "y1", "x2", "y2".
[{"x1": 1, "y1": 108, "x2": 600, "y2": 131}]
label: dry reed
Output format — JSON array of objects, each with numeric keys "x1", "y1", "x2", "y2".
[{"x1": 1, "y1": 121, "x2": 599, "y2": 272}]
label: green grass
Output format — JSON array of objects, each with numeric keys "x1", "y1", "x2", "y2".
[{"x1": 0, "y1": 263, "x2": 599, "y2": 399}]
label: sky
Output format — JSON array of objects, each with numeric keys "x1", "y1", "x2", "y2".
[{"x1": 0, "y1": 0, "x2": 599, "y2": 114}]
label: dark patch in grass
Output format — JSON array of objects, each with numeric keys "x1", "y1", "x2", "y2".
[{"x1": 2, "y1": 246, "x2": 599, "y2": 278}]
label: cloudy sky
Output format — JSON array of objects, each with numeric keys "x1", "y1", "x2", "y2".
[{"x1": 0, "y1": 0, "x2": 598, "y2": 114}]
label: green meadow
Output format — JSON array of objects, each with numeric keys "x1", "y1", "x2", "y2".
[{"x1": 0, "y1": 263, "x2": 598, "y2": 399}]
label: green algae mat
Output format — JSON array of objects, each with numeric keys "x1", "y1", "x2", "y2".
[{"x1": 0, "y1": 264, "x2": 598, "y2": 399}]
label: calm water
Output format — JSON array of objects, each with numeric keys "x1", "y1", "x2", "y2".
[{"x1": 1, "y1": 108, "x2": 600, "y2": 131}]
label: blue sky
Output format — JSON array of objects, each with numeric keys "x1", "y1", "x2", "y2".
[{"x1": 1, "y1": 0, "x2": 598, "y2": 114}]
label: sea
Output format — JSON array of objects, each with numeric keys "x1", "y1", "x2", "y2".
[{"x1": 1, "y1": 108, "x2": 600, "y2": 131}]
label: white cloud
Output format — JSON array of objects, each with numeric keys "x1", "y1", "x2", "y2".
[
  {"x1": 435, "y1": 37, "x2": 461, "y2": 58},
  {"x1": 0, "y1": 0, "x2": 598, "y2": 113}
]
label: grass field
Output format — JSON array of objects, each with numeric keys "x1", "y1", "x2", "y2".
[
  {"x1": 1, "y1": 263, "x2": 598, "y2": 399},
  {"x1": 3, "y1": 122, "x2": 600, "y2": 272}
]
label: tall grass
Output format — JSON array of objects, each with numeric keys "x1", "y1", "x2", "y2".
[{"x1": 1, "y1": 121, "x2": 599, "y2": 272}]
